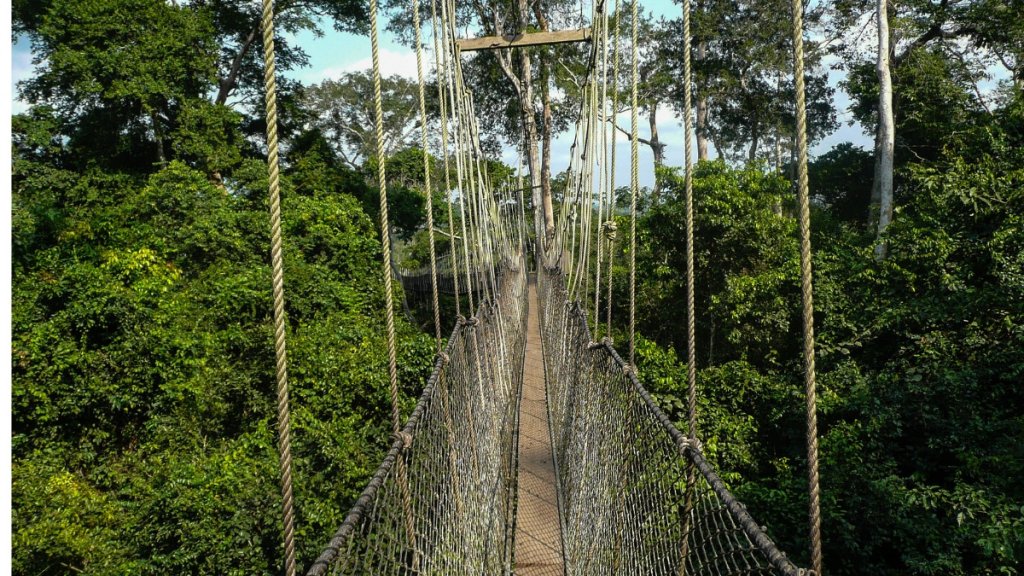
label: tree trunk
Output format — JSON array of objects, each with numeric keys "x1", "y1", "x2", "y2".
[
  {"x1": 875, "y1": 0, "x2": 895, "y2": 260},
  {"x1": 713, "y1": 137, "x2": 725, "y2": 160},
  {"x1": 869, "y1": 124, "x2": 882, "y2": 227},
  {"x1": 150, "y1": 108, "x2": 166, "y2": 164},
  {"x1": 517, "y1": 0, "x2": 545, "y2": 246},
  {"x1": 535, "y1": 4, "x2": 555, "y2": 241},
  {"x1": 695, "y1": 41, "x2": 710, "y2": 160},
  {"x1": 541, "y1": 60, "x2": 555, "y2": 240},
  {"x1": 649, "y1": 102, "x2": 665, "y2": 202},
  {"x1": 748, "y1": 118, "x2": 759, "y2": 163}
]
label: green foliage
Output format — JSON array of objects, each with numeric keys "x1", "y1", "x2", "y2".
[
  {"x1": 12, "y1": 154, "x2": 436, "y2": 574},
  {"x1": 809, "y1": 142, "x2": 875, "y2": 226},
  {"x1": 639, "y1": 161, "x2": 799, "y2": 367}
]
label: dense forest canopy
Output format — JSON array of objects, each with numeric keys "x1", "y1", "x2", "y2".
[{"x1": 10, "y1": 0, "x2": 1024, "y2": 574}]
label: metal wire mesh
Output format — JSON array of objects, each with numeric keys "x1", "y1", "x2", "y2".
[
  {"x1": 537, "y1": 264, "x2": 804, "y2": 576},
  {"x1": 307, "y1": 256, "x2": 528, "y2": 576}
]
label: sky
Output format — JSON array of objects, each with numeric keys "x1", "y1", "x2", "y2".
[{"x1": 8, "y1": 0, "x2": 873, "y2": 190}]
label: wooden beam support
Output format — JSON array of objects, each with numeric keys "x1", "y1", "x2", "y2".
[{"x1": 456, "y1": 28, "x2": 592, "y2": 52}]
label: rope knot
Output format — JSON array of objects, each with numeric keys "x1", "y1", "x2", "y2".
[
  {"x1": 464, "y1": 317, "x2": 480, "y2": 327},
  {"x1": 438, "y1": 351, "x2": 450, "y2": 364},
  {"x1": 393, "y1": 430, "x2": 414, "y2": 451},
  {"x1": 601, "y1": 336, "x2": 614, "y2": 346},
  {"x1": 602, "y1": 220, "x2": 618, "y2": 241},
  {"x1": 587, "y1": 341, "x2": 603, "y2": 350},
  {"x1": 680, "y1": 436, "x2": 704, "y2": 454}
]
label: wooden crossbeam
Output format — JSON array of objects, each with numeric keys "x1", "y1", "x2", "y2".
[{"x1": 456, "y1": 28, "x2": 592, "y2": 52}]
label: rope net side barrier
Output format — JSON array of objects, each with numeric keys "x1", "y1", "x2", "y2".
[
  {"x1": 538, "y1": 261, "x2": 804, "y2": 576},
  {"x1": 308, "y1": 253, "x2": 528, "y2": 575},
  {"x1": 397, "y1": 252, "x2": 500, "y2": 297}
]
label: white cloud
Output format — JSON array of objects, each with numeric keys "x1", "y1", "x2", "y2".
[
  {"x1": 340, "y1": 48, "x2": 429, "y2": 80},
  {"x1": 295, "y1": 47, "x2": 432, "y2": 84}
]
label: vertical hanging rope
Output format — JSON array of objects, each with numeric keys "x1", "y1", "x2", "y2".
[
  {"x1": 606, "y1": 0, "x2": 622, "y2": 338},
  {"x1": 790, "y1": 1, "x2": 823, "y2": 573},
  {"x1": 369, "y1": 0, "x2": 417, "y2": 557},
  {"x1": 678, "y1": 0, "x2": 699, "y2": 571},
  {"x1": 628, "y1": 0, "x2": 639, "y2": 368},
  {"x1": 430, "y1": 0, "x2": 461, "y2": 318},
  {"x1": 594, "y1": 7, "x2": 609, "y2": 336},
  {"x1": 681, "y1": 0, "x2": 698, "y2": 449},
  {"x1": 412, "y1": 0, "x2": 442, "y2": 351},
  {"x1": 258, "y1": 0, "x2": 296, "y2": 574},
  {"x1": 369, "y1": 0, "x2": 401, "y2": 452}
]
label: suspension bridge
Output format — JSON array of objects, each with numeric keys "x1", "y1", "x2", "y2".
[{"x1": 254, "y1": 0, "x2": 823, "y2": 570}]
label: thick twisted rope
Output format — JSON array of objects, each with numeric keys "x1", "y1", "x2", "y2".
[
  {"x1": 369, "y1": 0, "x2": 401, "y2": 453},
  {"x1": 429, "y1": 0, "x2": 461, "y2": 316},
  {"x1": 679, "y1": 0, "x2": 699, "y2": 571},
  {"x1": 258, "y1": 1, "x2": 296, "y2": 574},
  {"x1": 368, "y1": 0, "x2": 417, "y2": 554},
  {"x1": 628, "y1": 0, "x2": 639, "y2": 368},
  {"x1": 681, "y1": 0, "x2": 698, "y2": 447},
  {"x1": 594, "y1": 7, "x2": 610, "y2": 336},
  {"x1": 790, "y1": 1, "x2": 822, "y2": 573},
  {"x1": 606, "y1": 0, "x2": 622, "y2": 338},
  {"x1": 412, "y1": 0, "x2": 442, "y2": 351}
]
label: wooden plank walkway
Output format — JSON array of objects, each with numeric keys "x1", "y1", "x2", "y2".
[{"x1": 514, "y1": 279, "x2": 564, "y2": 575}]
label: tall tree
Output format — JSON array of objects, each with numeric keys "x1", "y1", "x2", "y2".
[
  {"x1": 14, "y1": 0, "x2": 368, "y2": 174},
  {"x1": 303, "y1": 72, "x2": 430, "y2": 169},
  {"x1": 831, "y1": 0, "x2": 1023, "y2": 232},
  {"x1": 386, "y1": 0, "x2": 587, "y2": 242},
  {"x1": 875, "y1": 0, "x2": 895, "y2": 258},
  {"x1": 665, "y1": 0, "x2": 837, "y2": 164}
]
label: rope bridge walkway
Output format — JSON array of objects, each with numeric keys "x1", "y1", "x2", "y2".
[
  {"x1": 253, "y1": 0, "x2": 824, "y2": 567},
  {"x1": 514, "y1": 277, "x2": 565, "y2": 575}
]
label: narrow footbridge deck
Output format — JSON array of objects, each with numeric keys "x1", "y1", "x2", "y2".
[{"x1": 513, "y1": 279, "x2": 564, "y2": 574}]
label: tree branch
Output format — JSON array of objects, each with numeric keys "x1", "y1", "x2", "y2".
[
  {"x1": 610, "y1": 119, "x2": 653, "y2": 147},
  {"x1": 216, "y1": 23, "x2": 260, "y2": 106}
]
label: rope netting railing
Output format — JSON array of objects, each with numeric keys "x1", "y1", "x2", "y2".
[
  {"x1": 308, "y1": 253, "x2": 528, "y2": 575},
  {"x1": 538, "y1": 262, "x2": 803, "y2": 576},
  {"x1": 397, "y1": 252, "x2": 498, "y2": 297}
]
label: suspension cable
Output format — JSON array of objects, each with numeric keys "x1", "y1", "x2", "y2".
[
  {"x1": 430, "y1": 0, "x2": 462, "y2": 317},
  {"x1": 790, "y1": 0, "x2": 823, "y2": 572},
  {"x1": 413, "y1": 0, "x2": 441, "y2": 351},
  {"x1": 606, "y1": 0, "x2": 622, "y2": 338},
  {"x1": 258, "y1": 1, "x2": 296, "y2": 573},
  {"x1": 628, "y1": 0, "x2": 639, "y2": 368},
  {"x1": 368, "y1": 0, "x2": 417, "y2": 555}
]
